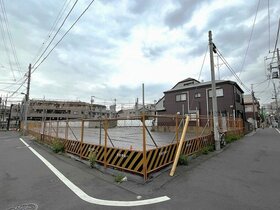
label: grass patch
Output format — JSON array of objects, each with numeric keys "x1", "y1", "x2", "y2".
[
  {"x1": 88, "y1": 150, "x2": 97, "y2": 168},
  {"x1": 201, "y1": 145, "x2": 215, "y2": 155},
  {"x1": 51, "y1": 139, "x2": 65, "y2": 153},
  {"x1": 178, "y1": 154, "x2": 188, "y2": 165},
  {"x1": 114, "y1": 174, "x2": 126, "y2": 183},
  {"x1": 225, "y1": 134, "x2": 242, "y2": 144}
]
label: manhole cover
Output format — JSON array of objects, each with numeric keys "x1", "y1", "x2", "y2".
[{"x1": 6, "y1": 203, "x2": 38, "y2": 210}]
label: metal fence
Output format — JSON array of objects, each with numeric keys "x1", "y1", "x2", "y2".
[{"x1": 25, "y1": 114, "x2": 244, "y2": 181}]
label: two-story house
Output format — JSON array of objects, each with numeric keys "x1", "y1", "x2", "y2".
[
  {"x1": 243, "y1": 94, "x2": 260, "y2": 129},
  {"x1": 156, "y1": 78, "x2": 245, "y2": 126}
]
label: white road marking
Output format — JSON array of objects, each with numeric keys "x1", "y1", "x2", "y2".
[
  {"x1": 19, "y1": 138, "x2": 170, "y2": 207},
  {"x1": 276, "y1": 128, "x2": 280, "y2": 134}
]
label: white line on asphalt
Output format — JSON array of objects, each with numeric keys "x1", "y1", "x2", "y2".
[
  {"x1": 276, "y1": 128, "x2": 280, "y2": 134},
  {"x1": 19, "y1": 138, "x2": 170, "y2": 207}
]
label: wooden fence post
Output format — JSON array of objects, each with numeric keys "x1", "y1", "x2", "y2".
[
  {"x1": 80, "y1": 120, "x2": 84, "y2": 159},
  {"x1": 142, "y1": 113, "x2": 147, "y2": 181},
  {"x1": 65, "y1": 120, "x2": 68, "y2": 140},
  {"x1": 48, "y1": 119, "x2": 51, "y2": 136},
  {"x1": 56, "y1": 120, "x2": 59, "y2": 138},
  {"x1": 175, "y1": 114, "x2": 179, "y2": 143},
  {"x1": 104, "y1": 118, "x2": 108, "y2": 168}
]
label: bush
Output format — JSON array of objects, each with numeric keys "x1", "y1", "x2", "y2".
[
  {"x1": 201, "y1": 145, "x2": 215, "y2": 155},
  {"x1": 225, "y1": 134, "x2": 241, "y2": 144},
  {"x1": 202, "y1": 147, "x2": 209, "y2": 155},
  {"x1": 51, "y1": 139, "x2": 65, "y2": 153},
  {"x1": 88, "y1": 150, "x2": 97, "y2": 168},
  {"x1": 178, "y1": 154, "x2": 188, "y2": 165},
  {"x1": 115, "y1": 174, "x2": 125, "y2": 183},
  {"x1": 208, "y1": 145, "x2": 215, "y2": 152}
]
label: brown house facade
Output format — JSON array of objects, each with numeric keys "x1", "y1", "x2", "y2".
[{"x1": 156, "y1": 78, "x2": 245, "y2": 125}]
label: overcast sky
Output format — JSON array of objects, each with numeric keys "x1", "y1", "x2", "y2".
[{"x1": 0, "y1": 0, "x2": 279, "y2": 108}]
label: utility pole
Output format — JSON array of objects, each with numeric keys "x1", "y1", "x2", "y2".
[
  {"x1": 272, "y1": 81, "x2": 279, "y2": 111},
  {"x1": 3, "y1": 96, "x2": 7, "y2": 122},
  {"x1": 23, "y1": 64, "x2": 32, "y2": 134},
  {"x1": 26, "y1": 63, "x2": 31, "y2": 101},
  {"x1": 7, "y1": 104, "x2": 13, "y2": 130},
  {"x1": 142, "y1": 83, "x2": 145, "y2": 113},
  {"x1": 209, "y1": 31, "x2": 220, "y2": 150},
  {"x1": 277, "y1": 48, "x2": 280, "y2": 71},
  {"x1": 251, "y1": 84, "x2": 256, "y2": 131},
  {"x1": 273, "y1": 48, "x2": 280, "y2": 125}
]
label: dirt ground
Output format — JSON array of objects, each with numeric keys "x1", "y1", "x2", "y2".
[{"x1": 49, "y1": 126, "x2": 206, "y2": 150}]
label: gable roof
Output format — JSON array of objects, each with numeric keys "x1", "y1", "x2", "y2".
[
  {"x1": 165, "y1": 79, "x2": 244, "y2": 94},
  {"x1": 171, "y1": 77, "x2": 200, "y2": 90}
]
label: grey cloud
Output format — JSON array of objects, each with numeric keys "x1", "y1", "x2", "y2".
[
  {"x1": 7, "y1": 0, "x2": 60, "y2": 31},
  {"x1": 128, "y1": 0, "x2": 155, "y2": 14},
  {"x1": 142, "y1": 44, "x2": 167, "y2": 60},
  {"x1": 164, "y1": 0, "x2": 202, "y2": 29}
]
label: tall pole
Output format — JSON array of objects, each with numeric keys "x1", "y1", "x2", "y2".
[
  {"x1": 23, "y1": 64, "x2": 32, "y2": 134},
  {"x1": 7, "y1": 104, "x2": 13, "y2": 130},
  {"x1": 277, "y1": 48, "x2": 280, "y2": 126},
  {"x1": 142, "y1": 83, "x2": 145, "y2": 112},
  {"x1": 26, "y1": 63, "x2": 31, "y2": 101},
  {"x1": 251, "y1": 84, "x2": 256, "y2": 131},
  {"x1": 209, "y1": 31, "x2": 220, "y2": 150},
  {"x1": 3, "y1": 96, "x2": 7, "y2": 122}
]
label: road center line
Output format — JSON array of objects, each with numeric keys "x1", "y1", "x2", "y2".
[{"x1": 19, "y1": 138, "x2": 170, "y2": 207}]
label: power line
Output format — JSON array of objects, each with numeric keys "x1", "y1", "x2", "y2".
[
  {"x1": 270, "y1": 18, "x2": 280, "y2": 64},
  {"x1": 32, "y1": 0, "x2": 79, "y2": 68},
  {"x1": 0, "y1": 0, "x2": 22, "y2": 75},
  {"x1": 0, "y1": 2, "x2": 15, "y2": 81},
  {"x1": 189, "y1": 44, "x2": 208, "y2": 110},
  {"x1": 216, "y1": 48, "x2": 251, "y2": 92},
  {"x1": 239, "y1": 0, "x2": 260, "y2": 78},
  {"x1": 31, "y1": 0, "x2": 71, "y2": 64},
  {"x1": 7, "y1": 77, "x2": 27, "y2": 98},
  {"x1": 267, "y1": 0, "x2": 270, "y2": 51},
  {"x1": 0, "y1": 73, "x2": 27, "y2": 91},
  {"x1": 253, "y1": 78, "x2": 269, "y2": 88},
  {"x1": 197, "y1": 44, "x2": 208, "y2": 81},
  {"x1": 32, "y1": 0, "x2": 95, "y2": 74}
]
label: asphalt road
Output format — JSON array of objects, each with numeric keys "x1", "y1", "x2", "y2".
[{"x1": 1, "y1": 128, "x2": 280, "y2": 210}]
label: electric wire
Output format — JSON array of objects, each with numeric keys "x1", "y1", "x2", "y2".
[
  {"x1": 7, "y1": 77, "x2": 28, "y2": 98},
  {"x1": 216, "y1": 48, "x2": 251, "y2": 92},
  {"x1": 239, "y1": 0, "x2": 260, "y2": 78},
  {"x1": 268, "y1": 0, "x2": 270, "y2": 51},
  {"x1": 31, "y1": 0, "x2": 72, "y2": 64},
  {"x1": 189, "y1": 44, "x2": 208, "y2": 111},
  {"x1": 0, "y1": 0, "x2": 22, "y2": 75},
  {"x1": 32, "y1": 0, "x2": 95, "y2": 74},
  {"x1": 0, "y1": 73, "x2": 27, "y2": 91},
  {"x1": 0, "y1": 2, "x2": 15, "y2": 81},
  {"x1": 32, "y1": 0, "x2": 79, "y2": 68},
  {"x1": 253, "y1": 78, "x2": 269, "y2": 88},
  {"x1": 270, "y1": 18, "x2": 280, "y2": 64}
]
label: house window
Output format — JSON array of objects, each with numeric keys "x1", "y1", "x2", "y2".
[
  {"x1": 176, "y1": 93, "x2": 187, "y2": 101},
  {"x1": 209, "y1": 88, "x2": 224, "y2": 97},
  {"x1": 183, "y1": 81, "x2": 194, "y2": 86},
  {"x1": 245, "y1": 107, "x2": 253, "y2": 112},
  {"x1": 195, "y1": 93, "x2": 201, "y2": 98},
  {"x1": 235, "y1": 93, "x2": 241, "y2": 103}
]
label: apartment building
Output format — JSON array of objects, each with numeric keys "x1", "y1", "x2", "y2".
[{"x1": 11, "y1": 99, "x2": 116, "y2": 121}]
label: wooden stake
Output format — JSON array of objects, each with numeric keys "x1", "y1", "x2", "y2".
[{"x1": 170, "y1": 115, "x2": 190, "y2": 177}]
